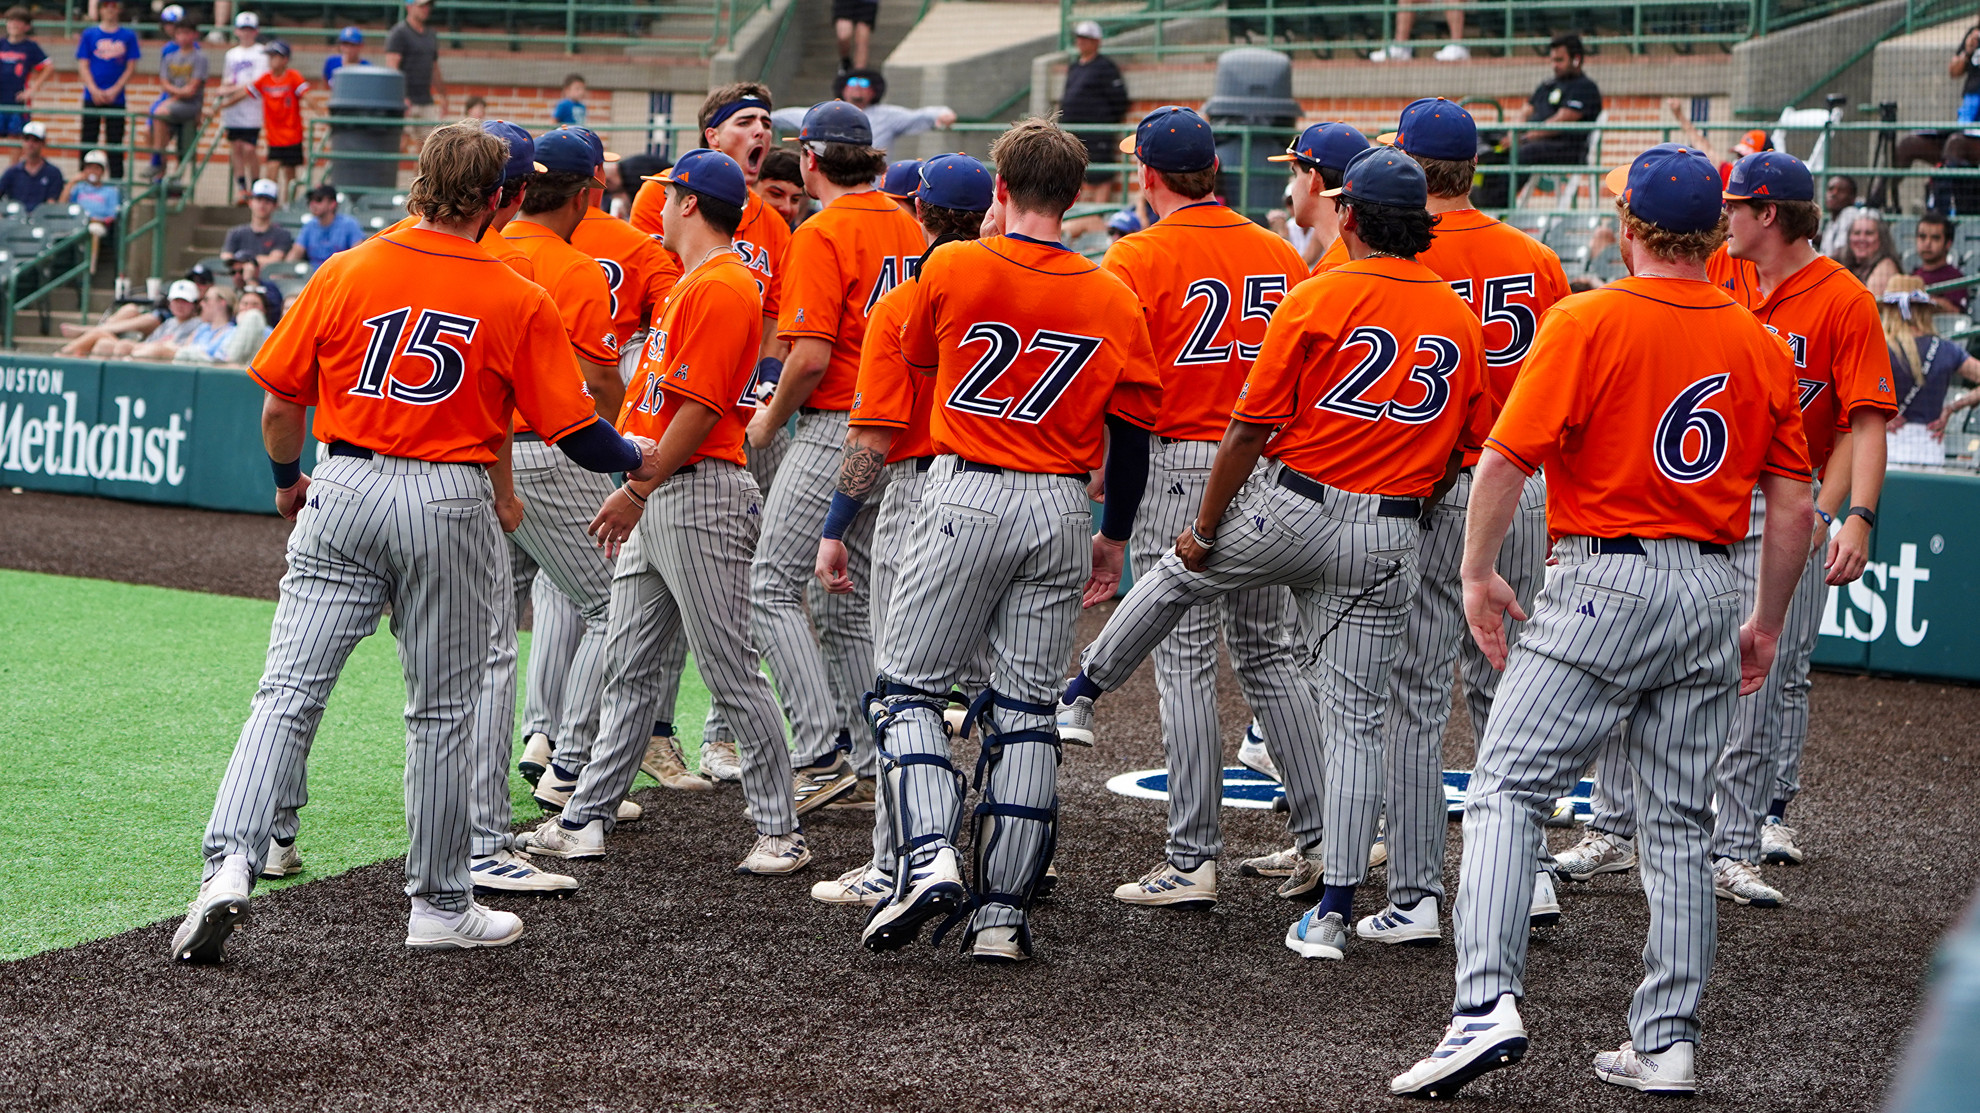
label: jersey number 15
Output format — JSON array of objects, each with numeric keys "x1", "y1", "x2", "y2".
[{"x1": 351, "y1": 307, "x2": 481, "y2": 405}]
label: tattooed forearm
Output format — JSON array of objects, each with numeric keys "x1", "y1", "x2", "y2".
[{"x1": 839, "y1": 443, "x2": 885, "y2": 500}]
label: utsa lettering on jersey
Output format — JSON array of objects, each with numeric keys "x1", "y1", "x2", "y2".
[{"x1": 632, "y1": 180, "x2": 788, "y2": 319}]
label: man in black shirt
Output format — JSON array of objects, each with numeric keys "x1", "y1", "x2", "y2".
[
  {"x1": 1060, "y1": 20, "x2": 1129, "y2": 200},
  {"x1": 1510, "y1": 33, "x2": 1601, "y2": 193}
]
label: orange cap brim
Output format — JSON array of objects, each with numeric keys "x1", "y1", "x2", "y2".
[
  {"x1": 1602, "y1": 163, "x2": 1630, "y2": 196},
  {"x1": 602, "y1": 150, "x2": 621, "y2": 163},
  {"x1": 1265, "y1": 152, "x2": 1299, "y2": 163},
  {"x1": 1375, "y1": 131, "x2": 1400, "y2": 147},
  {"x1": 1117, "y1": 135, "x2": 1137, "y2": 155}
]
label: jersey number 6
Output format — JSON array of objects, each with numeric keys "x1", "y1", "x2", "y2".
[
  {"x1": 351, "y1": 307, "x2": 481, "y2": 406},
  {"x1": 1653, "y1": 373, "x2": 1730, "y2": 484}
]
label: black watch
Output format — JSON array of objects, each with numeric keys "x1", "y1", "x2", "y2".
[{"x1": 1846, "y1": 506, "x2": 1877, "y2": 529}]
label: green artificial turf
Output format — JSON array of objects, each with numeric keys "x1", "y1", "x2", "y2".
[{"x1": 0, "y1": 570, "x2": 711, "y2": 960}]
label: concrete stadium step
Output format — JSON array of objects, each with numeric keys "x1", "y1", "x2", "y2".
[{"x1": 787, "y1": 0, "x2": 931, "y2": 105}]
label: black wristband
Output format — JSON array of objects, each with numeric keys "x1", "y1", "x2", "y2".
[
  {"x1": 270, "y1": 455, "x2": 301, "y2": 489},
  {"x1": 1847, "y1": 506, "x2": 1877, "y2": 529}
]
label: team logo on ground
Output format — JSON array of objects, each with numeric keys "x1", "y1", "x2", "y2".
[{"x1": 1105, "y1": 767, "x2": 1596, "y2": 818}]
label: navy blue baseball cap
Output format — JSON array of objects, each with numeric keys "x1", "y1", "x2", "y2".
[
  {"x1": 1723, "y1": 150, "x2": 1814, "y2": 203},
  {"x1": 535, "y1": 126, "x2": 605, "y2": 186},
  {"x1": 1322, "y1": 146, "x2": 1428, "y2": 209},
  {"x1": 793, "y1": 101, "x2": 873, "y2": 147},
  {"x1": 1604, "y1": 144, "x2": 1723, "y2": 232},
  {"x1": 1119, "y1": 105, "x2": 1218, "y2": 174},
  {"x1": 648, "y1": 148, "x2": 749, "y2": 209},
  {"x1": 917, "y1": 153, "x2": 992, "y2": 211},
  {"x1": 882, "y1": 159, "x2": 923, "y2": 199},
  {"x1": 483, "y1": 120, "x2": 542, "y2": 181},
  {"x1": 1379, "y1": 97, "x2": 1477, "y2": 161},
  {"x1": 1268, "y1": 122, "x2": 1369, "y2": 172}
]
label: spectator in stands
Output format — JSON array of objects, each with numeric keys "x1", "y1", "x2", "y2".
[
  {"x1": 772, "y1": 69, "x2": 953, "y2": 155},
  {"x1": 0, "y1": 7, "x2": 51, "y2": 138},
  {"x1": 323, "y1": 26, "x2": 362, "y2": 87},
  {"x1": 130, "y1": 283, "x2": 231, "y2": 361},
  {"x1": 1060, "y1": 21, "x2": 1129, "y2": 203},
  {"x1": 148, "y1": 14, "x2": 204, "y2": 181},
  {"x1": 221, "y1": 12, "x2": 267, "y2": 205},
  {"x1": 757, "y1": 146, "x2": 806, "y2": 227},
  {"x1": 462, "y1": 95, "x2": 486, "y2": 119},
  {"x1": 1834, "y1": 211, "x2": 1901, "y2": 297},
  {"x1": 386, "y1": 0, "x2": 448, "y2": 145},
  {"x1": 75, "y1": 0, "x2": 137, "y2": 180},
  {"x1": 1893, "y1": 29, "x2": 1980, "y2": 188},
  {"x1": 176, "y1": 285, "x2": 268, "y2": 364},
  {"x1": 63, "y1": 149, "x2": 118, "y2": 266},
  {"x1": 834, "y1": 0, "x2": 876, "y2": 74},
  {"x1": 249, "y1": 41, "x2": 306, "y2": 201},
  {"x1": 1881, "y1": 276, "x2": 1980, "y2": 465},
  {"x1": 224, "y1": 178, "x2": 293, "y2": 275},
  {"x1": 287, "y1": 184, "x2": 361, "y2": 264},
  {"x1": 1820, "y1": 174, "x2": 1865, "y2": 256},
  {"x1": 106, "y1": 279, "x2": 203, "y2": 358},
  {"x1": 1371, "y1": 0, "x2": 1467, "y2": 63},
  {"x1": 554, "y1": 73, "x2": 588, "y2": 127},
  {"x1": 234, "y1": 258, "x2": 283, "y2": 322},
  {"x1": 1914, "y1": 210, "x2": 1968, "y2": 313},
  {"x1": 1507, "y1": 33, "x2": 1601, "y2": 193},
  {"x1": 0, "y1": 120, "x2": 60, "y2": 210}
]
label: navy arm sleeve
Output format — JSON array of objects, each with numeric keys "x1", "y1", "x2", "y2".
[
  {"x1": 1098, "y1": 414, "x2": 1149, "y2": 542},
  {"x1": 555, "y1": 418, "x2": 642, "y2": 474}
]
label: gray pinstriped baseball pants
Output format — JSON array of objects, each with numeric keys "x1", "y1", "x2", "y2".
[
  {"x1": 1128, "y1": 438, "x2": 1304, "y2": 872},
  {"x1": 524, "y1": 570, "x2": 579, "y2": 742},
  {"x1": 1081, "y1": 461, "x2": 1419, "y2": 885},
  {"x1": 1380, "y1": 469, "x2": 1547, "y2": 907},
  {"x1": 201, "y1": 453, "x2": 501, "y2": 912},
  {"x1": 560, "y1": 461, "x2": 799, "y2": 835},
  {"x1": 878, "y1": 461, "x2": 1090, "y2": 931},
  {"x1": 1454, "y1": 537, "x2": 1739, "y2": 1051}
]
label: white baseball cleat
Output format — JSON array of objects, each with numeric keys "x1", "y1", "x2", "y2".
[
  {"x1": 1713, "y1": 856, "x2": 1785, "y2": 907},
  {"x1": 1056, "y1": 695, "x2": 1095, "y2": 746},
  {"x1": 518, "y1": 817, "x2": 606, "y2": 860},
  {"x1": 1238, "y1": 844, "x2": 1300, "y2": 879},
  {"x1": 736, "y1": 831, "x2": 812, "y2": 875},
  {"x1": 532, "y1": 765, "x2": 579, "y2": 813},
  {"x1": 1390, "y1": 993, "x2": 1528, "y2": 1099},
  {"x1": 258, "y1": 838, "x2": 302, "y2": 880},
  {"x1": 1284, "y1": 908, "x2": 1351, "y2": 960},
  {"x1": 969, "y1": 924, "x2": 1028, "y2": 964},
  {"x1": 1357, "y1": 896, "x2": 1441, "y2": 944},
  {"x1": 699, "y1": 739, "x2": 743, "y2": 782},
  {"x1": 517, "y1": 731, "x2": 553, "y2": 786},
  {"x1": 863, "y1": 847, "x2": 966, "y2": 952},
  {"x1": 811, "y1": 861, "x2": 893, "y2": 906},
  {"x1": 470, "y1": 848, "x2": 578, "y2": 897},
  {"x1": 1238, "y1": 720, "x2": 1281, "y2": 782},
  {"x1": 615, "y1": 797, "x2": 644, "y2": 822},
  {"x1": 1530, "y1": 869, "x2": 1561, "y2": 928},
  {"x1": 1555, "y1": 829, "x2": 1636, "y2": 881},
  {"x1": 1593, "y1": 1040, "x2": 1696, "y2": 1094},
  {"x1": 404, "y1": 899, "x2": 524, "y2": 951},
  {"x1": 641, "y1": 734, "x2": 712, "y2": 791},
  {"x1": 1277, "y1": 848, "x2": 1323, "y2": 900},
  {"x1": 1761, "y1": 816, "x2": 1805, "y2": 865},
  {"x1": 1113, "y1": 860, "x2": 1218, "y2": 909},
  {"x1": 169, "y1": 853, "x2": 253, "y2": 964}
]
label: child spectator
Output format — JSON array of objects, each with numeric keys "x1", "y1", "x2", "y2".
[
  {"x1": 323, "y1": 26, "x2": 361, "y2": 87},
  {"x1": 248, "y1": 40, "x2": 306, "y2": 200},
  {"x1": 75, "y1": 0, "x2": 138, "y2": 179},
  {"x1": 553, "y1": 73, "x2": 587, "y2": 126},
  {"x1": 63, "y1": 149, "x2": 120, "y2": 266},
  {"x1": 149, "y1": 13, "x2": 205, "y2": 180},
  {"x1": 0, "y1": 7, "x2": 50, "y2": 137},
  {"x1": 0, "y1": 120, "x2": 61, "y2": 210},
  {"x1": 461, "y1": 95, "x2": 486, "y2": 119},
  {"x1": 287, "y1": 183, "x2": 361, "y2": 264},
  {"x1": 221, "y1": 12, "x2": 267, "y2": 204}
]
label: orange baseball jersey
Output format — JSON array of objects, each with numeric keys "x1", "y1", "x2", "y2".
[
  {"x1": 1706, "y1": 247, "x2": 1895, "y2": 471},
  {"x1": 502, "y1": 221, "x2": 619, "y2": 434},
  {"x1": 619, "y1": 252, "x2": 764, "y2": 469},
  {"x1": 386, "y1": 213, "x2": 531, "y2": 280},
  {"x1": 778, "y1": 190, "x2": 926, "y2": 412},
  {"x1": 848, "y1": 279, "x2": 937, "y2": 463},
  {"x1": 253, "y1": 68, "x2": 307, "y2": 148},
  {"x1": 249, "y1": 227, "x2": 595, "y2": 463},
  {"x1": 630, "y1": 178, "x2": 789, "y2": 320},
  {"x1": 1236, "y1": 257, "x2": 1490, "y2": 498},
  {"x1": 1101, "y1": 200, "x2": 1309, "y2": 442},
  {"x1": 1312, "y1": 236, "x2": 1348, "y2": 275},
  {"x1": 903, "y1": 235, "x2": 1161, "y2": 474},
  {"x1": 1487, "y1": 276, "x2": 1812, "y2": 545},
  {"x1": 571, "y1": 206, "x2": 681, "y2": 347}
]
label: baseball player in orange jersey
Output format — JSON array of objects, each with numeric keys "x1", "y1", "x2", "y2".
[
  {"x1": 1563, "y1": 150, "x2": 1893, "y2": 905},
  {"x1": 518, "y1": 149, "x2": 810, "y2": 874},
  {"x1": 1272, "y1": 121, "x2": 1367, "y2": 280},
  {"x1": 1061, "y1": 147, "x2": 1490, "y2": 963},
  {"x1": 1060, "y1": 107, "x2": 1316, "y2": 911},
  {"x1": 858, "y1": 119, "x2": 1160, "y2": 964},
  {"x1": 752, "y1": 100, "x2": 926, "y2": 817},
  {"x1": 1391, "y1": 145, "x2": 1814, "y2": 1100},
  {"x1": 629, "y1": 83, "x2": 793, "y2": 786},
  {"x1": 382, "y1": 120, "x2": 537, "y2": 282},
  {"x1": 1347, "y1": 99, "x2": 1571, "y2": 946},
  {"x1": 170, "y1": 122, "x2": 663, "y2": 964},
  {"x1": 807, "y1": 153, "x2": 996, "y2": 907}
]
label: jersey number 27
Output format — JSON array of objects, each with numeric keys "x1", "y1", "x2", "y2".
[{"x1": 947, "y1": 322, "x2": 1102, "y2": 423}]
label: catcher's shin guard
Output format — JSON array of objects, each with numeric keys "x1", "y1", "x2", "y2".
[
  {"x1": 865, "y1": 686, "x2": 965, "y2": 887},
  {"x1": 942, "y1": 690, "x2": 1063, "y2": 955}
]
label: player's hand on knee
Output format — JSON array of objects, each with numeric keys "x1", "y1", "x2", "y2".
[
  {"x1": 1462, "y1": 571, "x2": 1522, "y2": 670},
  {"x1": 1738, "y1": 620, "x2": 1780, "y2": 695},
  {"x1": 495, "y1": 492, "x2": 526, "y2": 533},
  {"x1": 274, "y1": 475, "x2": 310, "y2": 521},
  {"x1": 1085, "y1": 533, "x2": 1127, "y2": 607},
  {"x1": 588, "y1": 486, "x2": 645, "y2": 559},
  {"x1": 815, "y1": 538, "x2": 853, "y2": 594},
  {"x1": 625, "y1": 435, "x2": 663, "y2": 483},
  {"x1": 1824, "y1": 517, "x2": 1871, "y2": 585}
]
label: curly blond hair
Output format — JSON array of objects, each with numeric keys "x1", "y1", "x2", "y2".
[
  {"x1": 1617, "y1": 199, "x2": 1728, "y2": 266},
  {"x1": 406, "y1": 121, "x2": 505, "y2": 224}
]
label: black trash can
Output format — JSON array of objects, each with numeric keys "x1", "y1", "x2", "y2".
[
  {"x1": 326, "y1": 65, "x2": 406, "y2": 190},
  {"x1": 1203, "y1": 48, "x2": 1301, "y2": 217}
]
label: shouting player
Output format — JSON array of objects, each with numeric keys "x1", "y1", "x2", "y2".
[
  {"x1": 1059, "y1": 147, "x2": 1488, "y2": 962},
  {"x1": 170, "y1": 122, "x2": 660, "y2": 964},
  {"x1": 518, "y1": 149, "x2": 807, "y2": 874},
  {"x1": 810, "y1": 153, "x2": 995, "y2": 907},
  {"x1": 1390, "y1": 145, "x2": 1813, "y2": 1100},
  {"x1": 859, "y1": 119, "x2": 1160, "y2": 964},
  {"x1": 752, "y1": 100, "x2": 925, "y2": 815}
]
